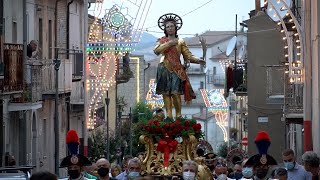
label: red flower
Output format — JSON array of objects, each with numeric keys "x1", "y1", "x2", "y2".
[
  {"x1": 184, "y1": 121, "x2": 190, "y2": 127},
  {"x1": 192, "y1": 123, "x2": 202, "y2": 132},
  {"x1": 148, "y1": 120, "x2": 153, "y2": 125},
  {"x1": 154, "y1": 120, "x2": 160, "y2": 126}
]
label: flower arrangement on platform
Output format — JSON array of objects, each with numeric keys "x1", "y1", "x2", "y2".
[
  {"x1": 135, "y1": 117, "x2": 203, "y2": 141},
  {"x1": 135, "y1": 117, "x2": 203, "y2": 168}
]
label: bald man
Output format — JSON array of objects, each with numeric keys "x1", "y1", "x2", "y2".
[
  {"x1": 27, "y1": 40, "x2": 41, "y2": 58},
  {"x1": 96, "y1": 158, "x2": 117, "y2": 180}
]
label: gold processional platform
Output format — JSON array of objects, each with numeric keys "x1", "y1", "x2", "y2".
[{"x1": 136, "y1": 116, "x2": 214, "y2": 179}]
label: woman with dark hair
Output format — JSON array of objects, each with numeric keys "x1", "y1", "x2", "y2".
[{"x1": 154, "y1": 13, "x2": 205, "y2": 118}]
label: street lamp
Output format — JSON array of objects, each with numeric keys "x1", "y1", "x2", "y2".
[{"x1": 105, "y1": 91, "x2": 110, "y2": 160}]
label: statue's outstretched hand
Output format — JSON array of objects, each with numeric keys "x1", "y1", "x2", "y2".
[{"x1": 198, "y1": 60, "x2": 206, "y2": 65}]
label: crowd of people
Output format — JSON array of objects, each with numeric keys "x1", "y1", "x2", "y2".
[
  {"x1": 27, "y1": 149, "x2": 319, "y2": 180},
  {"x1": 23, "y1": 130, "x2": 318, "y2": 180}
]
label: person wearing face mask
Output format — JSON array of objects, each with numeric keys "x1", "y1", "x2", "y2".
[
  {"x1": 127, "y1": 157, "x2": 142, "y2": 180},
  {"x1": 282, "y1": 149, "x2": 311, "y2": 180},
  {"x1": 172, "y1": 160, "x2": 199, "y2": 180},
  {"x1": 228, "y1": 162, "x2": 243, "y2": 180},
  {"x1": 240, "y1": 159, "x2": 254, "y2": 180},
  {"x1": 116, "y1": 155, "x2": 133, "y2": 180},
  {"x1": 95, "y1": 158, "x2": 117, "y2": 180},
  {"x1": 244, "y1": 131, "x2": 277, "y2": 180},
  {"x1": 60, "y1": 130, "x2": 92, "y2": 180}
]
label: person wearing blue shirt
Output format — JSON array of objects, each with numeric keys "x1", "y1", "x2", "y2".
[{"x1": 282, "y1": 149, "x2": 312, "y2": 180}]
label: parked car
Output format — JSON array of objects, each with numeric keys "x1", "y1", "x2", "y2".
[
  {"x1": 0, "y1": 166, "x2": 33, "y2": 180},
  {"x1": 0, "y1": 172, "x2": 28, "y2": 179}
]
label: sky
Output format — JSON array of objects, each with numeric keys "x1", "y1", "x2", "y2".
[{"x1": 89, "y1": 0, "x2": 256, "y2": 38}]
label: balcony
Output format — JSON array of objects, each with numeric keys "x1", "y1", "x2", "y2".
[
  {"x1": 187, "y1": 66, "x2": 205, "y2": 75},
  {"x1": 42, "y1": 59, "x2": 72, "y2": 98},
  {"x1": 208, "y1": 74, "x2": 225, "y2": 86},
  {"x1": 265, "y1": 65, "x2": 284, "y2": 104}
]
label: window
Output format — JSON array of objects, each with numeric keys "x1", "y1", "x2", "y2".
[
  {"x1": 48, "y1": 20, "x2": 52, "y2": 59},
  {"x1": 200, "y1": 81, "x2": 204, "y2": 89},
  {"x1": 213, "y1": 66, "x2": 217, "y2": 75},
  {"x1": 12, "y1": 22, "x2": 17, "y2": 43}
]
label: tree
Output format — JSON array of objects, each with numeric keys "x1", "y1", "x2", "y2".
[
  {"x1": 217, "y1": 141, "x2": 239, "y2": 158},
  {"x1": 88, "y1": 129, "x2": 106, "y2": 162},
  {"x1": 132, "y1": 102, "x2": 153, "y2": 123},
  {"x1": 131, "y1": 102, "x2": 153, "y2": 155}
]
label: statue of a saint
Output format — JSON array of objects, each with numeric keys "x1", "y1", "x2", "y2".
[{"x1": 154, "y1": 13, "x2": 205, "y2": 118}]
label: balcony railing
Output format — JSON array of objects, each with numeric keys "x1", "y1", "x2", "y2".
[
  {"x1": 208, "y1": 74, "x2": 225, "y2": 86},
  {"x1": 187, "y1": 66, "x2": 205, "y2": 74},
  {"x1": 10, "y1": 58, "x2": 72, "y2": 103}
]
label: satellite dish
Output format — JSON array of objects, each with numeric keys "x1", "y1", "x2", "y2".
[
  {"x1": 238, "y1": 45, "x2": 246, "y2": 60},
  {"x1": 266, "y1": 0, "x2": 292, "y2": 22},
  {"x1": 226, "y1": 36, "x2": 237, "y2": 57}
]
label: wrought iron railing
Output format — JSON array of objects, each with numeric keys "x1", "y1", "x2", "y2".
[{"x1": 207, "y1": 74, "x2": 225, "y2": 86}]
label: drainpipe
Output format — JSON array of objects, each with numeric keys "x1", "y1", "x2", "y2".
[
  {"x1": 143, "y1": 63, "x2": 150, "y2": 96},
  {"x1": 67, "y1": 0, "x2": 74, "y2": 59},
  {"x1": 22, "y1": 0, "x2": 27, "y2": 166},
  {"x1": 54, "y1": 0, "x2": 63, "y2": 176},
  {"x1": 55, "y1": 0, "x2": 63, "y2": 59}
]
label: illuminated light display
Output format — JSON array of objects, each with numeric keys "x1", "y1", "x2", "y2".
[
  {"x1": 86, "y1": 0, "x2": 152, "y2": 129},
  {"x1": 266, "y1": 0, "x2": 303, "y2": 84},
  {"x1": 145, "y1": 79, "x2": 164, "y2": 108},
  {"x1": 200, "y1": 89, "x2": 228, "y2": 142}
]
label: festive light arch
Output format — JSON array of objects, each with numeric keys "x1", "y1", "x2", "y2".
[
  {"x1": 265, "y1": 0, "x2": 303, "y2": 84},
  {"x1": 86, "y1": 0, "x2": 152, "y2": 129},
  {"x1": 200, "y1": 89, "x2": 228, "y2": 142}
]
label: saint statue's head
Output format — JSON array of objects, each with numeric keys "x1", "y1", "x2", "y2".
[{"x1": 158, "y1": 13, "x2": 183, "y2": 38}]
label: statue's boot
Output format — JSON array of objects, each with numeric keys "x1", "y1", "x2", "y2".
[
  {"x1": 163, "y1": 95, "x2": 173, "y2": 118},
  {"x1": 172, "y1": 94, "x2": 182, "y2": 118}
]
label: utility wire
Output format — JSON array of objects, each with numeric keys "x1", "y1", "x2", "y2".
[
  {"x1": 144, "y1": 28, "x2": 277, "y2": 36},
  {"x1": 143, "y1": 0, "x2": 214, "y2": 30},
  {"x1": 181, "y1": 0, "x2": 214, "y2": 17}
]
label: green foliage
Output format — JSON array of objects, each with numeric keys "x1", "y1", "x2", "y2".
[
  {"x1": 132, "y1": 102, "x2": 153, "y2": 123},
  {"x1": 217, "y1": 141, "x2": 239, "y2": 158},
  {"x1": 88, "y1": 129, "x2": 106, "y2": 162}
]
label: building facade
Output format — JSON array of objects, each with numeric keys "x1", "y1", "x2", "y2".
[{"x1": 0, "y1": 0, "x2": 88, "y2": 176}]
